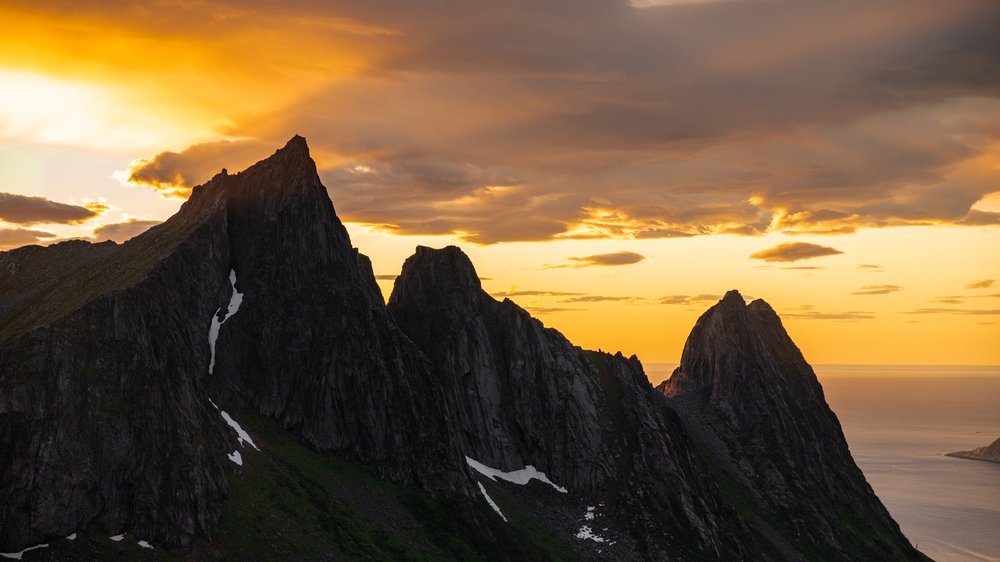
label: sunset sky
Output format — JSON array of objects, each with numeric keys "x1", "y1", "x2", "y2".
[{"x1": 1, "y1": 0, "x2": 997, "y2": 365}]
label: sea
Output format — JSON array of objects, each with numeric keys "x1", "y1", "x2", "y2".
[{"x1": 646, "y1": 364, "x2": 1000, "y2": 562}]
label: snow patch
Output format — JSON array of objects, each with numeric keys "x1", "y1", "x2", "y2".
[
  {"x1": 65, "y1": 533, "x2": 76, "y2": 541},
  {"x1": 477, "y1": 482, "x2": 507, "y2": 522},
  {"x1": 208, "y1": 269, "x2": 244, "y2": 374},
  {"x1": 585, "y1": 506, "x2": 595, "y2": 520},
  {"x1": 137, "y1": 540, "x2": 153, "y2": 549},
  {"x1": 220, "y1": 411, "x2": 259, "y2": 451},
  {"x1": 575, "y1": 525, "x2": 606, "y2": 543},
  {"x1": 464, "y1": 456, "x2": 568, "y2": 493},
  {"x1": 227, "y1": 450, "x2": 243, "y2": 466},
  {"x1": 0, "y1": 544, "x2": 48, "y2": 560},
  {"x1": 109, "y1": 535, "x2": 124, "y2": 542}
]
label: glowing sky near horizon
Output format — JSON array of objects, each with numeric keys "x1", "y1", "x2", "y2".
[{"x1": 0, "y1": 0, "x2": 997, "y2": 365}]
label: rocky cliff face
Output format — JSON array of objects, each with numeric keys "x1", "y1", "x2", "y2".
[
  {"x1": 659, "y1": 290, "x2": 922, "y2": 561},
  {"x1": 947, "y1": 436, "x2": 1000, "y2": 463},
  {"x1": 0, "y1": 137, "x2": 450, "y2": 552},
  {"x1": 0, "y1": 138, "x2": 922, "y2": 560},
  {"x1": 387, "y1": 246, "x2": 756, "y2": 558}
]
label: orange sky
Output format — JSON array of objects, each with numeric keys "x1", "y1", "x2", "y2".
[{"x1": 0, "y1": 0, "x2": 998, "y2": 365}]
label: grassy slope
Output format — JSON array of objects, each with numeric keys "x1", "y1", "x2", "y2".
[{"x1": 27, "y1": 410, "x2": 576, "y2": 561}]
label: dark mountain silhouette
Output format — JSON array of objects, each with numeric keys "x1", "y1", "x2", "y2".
[
  {"x1": 0, "y1": 137, "x2": 924, "y2": 560},
  {"x1": 659, "y1": 291, "x2": 920, "y2": 560}
]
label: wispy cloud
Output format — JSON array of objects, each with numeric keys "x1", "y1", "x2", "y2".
[
  {"x1": 491, "y1": 290, "x2": 583, "y2": 297},
  {"x1": 522, "y1": 306, "x2": 584, "y2": 314},
  {"x1": 857, "y1": 264, "x2": 884, "y2": 272},
  {"x1": 851, "y1": 285, "x2": 903, "y2": 295},
  {"x1": 905, "y1": 308, "x2": 1000, "y2": 315},
  {"x1": 750, "y1": 242, "x2": 843, "y2": 263},
  {"x1": 546, "y1": 251, "x2": 646, "y2": 268},
  {"x1": 659, "y1": 294, "x2": 722, "y2": 305},
  {"x1": 965, "y1": 279, "x2": 995, "y2": 289},
  {"x1": 784, "y1": 310, "x2": 876, "y2": 321},
  {"x1": 562, "y1": 295, "x2": 640, "y2": 303}
]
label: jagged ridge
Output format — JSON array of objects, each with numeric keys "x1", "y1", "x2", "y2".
[{"x1": 0, "y1": 138, "x2": 923, "y2": 561}]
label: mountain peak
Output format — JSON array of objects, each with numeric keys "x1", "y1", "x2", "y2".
[
  {"x1": 280, "y1": 134, "x2": 309, "y2": 154},
  {"x1": 721, "y1": 288, "x2": 745, "y2": 303},
  {"x1": 662, "y1": 293, "x2": 916, "y2": 559},
  {"x1": 397, "y1": 245, "x2": 482, "y2": 293}
]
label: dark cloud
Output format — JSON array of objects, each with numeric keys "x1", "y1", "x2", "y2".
[
  {"x1": 0, "y1": 227, "x2": 57, "y2": 249},
  {"x1": 966, "y1": 279, "x2": 995, "y2": 289},
  {"x1": 857, "y1": 264, "x2": 884, "y2": 271},
  {"x1": 560, "y1": 251, "x2": 646, "y2": 267},
  {"x1": 750, "y1": 242, "x2": 843, "y2": 263},
  {"x1": 92, "y1": 219, "x2": 161, "y2": 243},
  {"x1": 783, "y1": 266, "x2": 825, "y2": 270},
  {"x1": 374, "y1": 274, "x2": 397, "y2": 280},
  {"x1": 0, "y1": 192, "x2": 104, "y2": 225},
  {"x1": 851, "y1": 284, "x2": 903, "y2": 295}
]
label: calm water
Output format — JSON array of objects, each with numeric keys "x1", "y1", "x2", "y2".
[
  {"x1": 820, "y1": 366, "x2": 1000, "y2": 562},
  {"x1": 648, "y1": 364, "x2": 1000, "y2": 562}
]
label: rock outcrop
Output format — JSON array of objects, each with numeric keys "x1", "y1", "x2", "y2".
[
  {"x1": 659, "y1": 290, "x2": 923, "y2": 561},
  {"x1": 947, "y1": 436, "x2": 1000, "y2": 464}
]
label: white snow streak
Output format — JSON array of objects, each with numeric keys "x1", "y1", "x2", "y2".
[
  {"x1": 477, "y1": 482, "x2": 507, "y2": 522},
  {"x1": 220, "y1": 411, "x2": 259, "y2": 451},
  {"x1": 464, "y1": 456, "x2": 568, "y2": 493},
  {"x1": 0, "y1": 544, "x2": 48, "y2": 560},
  {"x1": 208, "y1": 269, "x2": 244, "y2": 375},
  {"x1": 65, "y1": 533, "x2": 76, "y2": 541},
  {"x1": 575, "y1": 526, "x2": 606, "y2": 543},
  {"x1": 109, "y1": 535, "x2": 124, "y2": 542},
  {"x1": 137, "y1": 540, "x2": 153, "y2": 549},
  {"x1": 203, "y1": 270, "x2": 258, "y2": 465}
]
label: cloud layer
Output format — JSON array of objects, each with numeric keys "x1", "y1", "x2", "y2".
[{"x1": 11, "y1": 0, "x2": 1000, "y2": 244}]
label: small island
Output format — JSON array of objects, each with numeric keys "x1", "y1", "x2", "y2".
[{"x1": 947, "y1": 436, "x2": 1000, "y2": 464}]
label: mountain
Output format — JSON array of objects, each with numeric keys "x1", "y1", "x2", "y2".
[
  {"x1": 387, "y1": 245, "x2": 758, "y2": 559},
  {"x1": 0, "y1": 137, "x2": 922, "y2": 560},
  {"x1": 947, "y1": 436, "x2": 1000, "y2": 464},
  {"x1": 658, "y1": 291, "x2": 921, "y2": 561}
]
